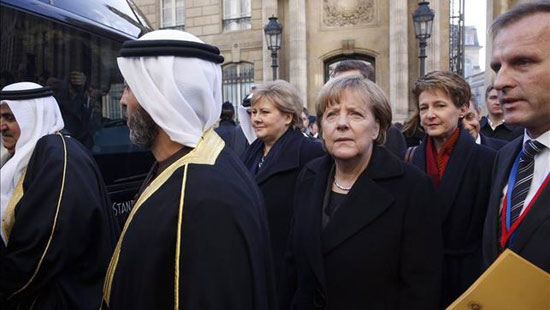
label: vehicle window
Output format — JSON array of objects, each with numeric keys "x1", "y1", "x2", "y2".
[{"x1": 0, "y1": 6, "x2": 153, "y2": 203}]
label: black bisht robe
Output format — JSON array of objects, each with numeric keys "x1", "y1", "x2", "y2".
[
  {"x1": 0, "y1": 134, "x2": 120, "y2": 309},
  {"x1": 102, "y1": 129, "x2": 277, "y2": 310}
]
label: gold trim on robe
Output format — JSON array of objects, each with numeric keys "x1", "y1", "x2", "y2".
[
  {"x1": 11, "y1": 133, "x2": 68, "y2": 297},
  {"x1": 2, "y1": 169, "x2": 26, "y2": 242},
  {"x1": 174, "y1": 164, "x2": 189, "y2": 310},
  {"x1": 102, "y1": 128, "x2": 225, "y2": 306}
]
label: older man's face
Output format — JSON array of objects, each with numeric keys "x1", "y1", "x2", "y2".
[
  {"x1": 0, "y1": 104, "x2": 20, "y2": 155},
  {"x1": 490, "y1": 13, "x2": 550, "y2": 137},
  {"x1": 462, "y1": 101, "x2": 481, "y2": 140}
]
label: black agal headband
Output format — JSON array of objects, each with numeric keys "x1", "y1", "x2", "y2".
[
  {"x1": 120, "y1": 39, "x2": 224, "y2": 64},
  {"x1": 0, "y1": 87, "x2": 54, "y2": 100}
]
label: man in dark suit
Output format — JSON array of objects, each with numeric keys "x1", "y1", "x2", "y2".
[
  {"x1": 483, "y1": 1, "x2": 550, "y2": 273},
  {"x1": 462, "y1": 98, "x2": 507, "y2": 150},
  {"x1": 479, "y1": 85, "x2": 523, "y2": 141}
]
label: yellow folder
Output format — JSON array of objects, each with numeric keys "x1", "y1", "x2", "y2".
[{"x1": 447, "y1": 249, "x2": 550, "y2": 310}]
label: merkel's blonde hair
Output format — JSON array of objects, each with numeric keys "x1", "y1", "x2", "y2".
[
  {"x1": 251, "y1": 80, "x2": 304, "y2": 129},
  {"x1": 315, "y1": 75, "x2": 392, "y2": 145}
]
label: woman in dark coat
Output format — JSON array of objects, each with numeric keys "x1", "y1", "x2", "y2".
[
  {"x1": 242, "y1": 80, "x2": 324, "y2": 281},
  {"x1": 408, "y1": 71, "x2": 496, "y2": 308},
  {"x1": 284, "y1": 75, "x2": 443, "y2": 310}
]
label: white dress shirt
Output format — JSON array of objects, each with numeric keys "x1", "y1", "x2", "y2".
[{"x1": 500, "y1": 130, "x2": 550, "y2": 215}]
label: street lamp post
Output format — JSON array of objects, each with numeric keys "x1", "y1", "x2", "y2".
[
  {"x1": 264, "y1": 15, "x2": 282, "y2": 80},
  {"x1": 412, "y1": 1, "x2": 435, "y2": 77}
]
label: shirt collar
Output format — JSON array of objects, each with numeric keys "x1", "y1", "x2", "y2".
[
  {"x1": 523, "y1": 129, "x2": 550, "y2": 149},
  {"x1": 487, "y1": 117, "x2": 505, "y2": 130}
]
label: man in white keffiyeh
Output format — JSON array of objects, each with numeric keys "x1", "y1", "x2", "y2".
[
  {"x1": 0, "y1": 82, "x2": 119, "y2": 308},
  {"x1": 0, "y1": 82, "x2": 64, "y2": 244},
  {"x1": 102, "y1": 30, "x2": 276, "y2": 310}
]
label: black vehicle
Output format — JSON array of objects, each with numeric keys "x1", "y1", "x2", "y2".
[{"x1": 0, "y1": 0, "x2": 154, "y2": 223}]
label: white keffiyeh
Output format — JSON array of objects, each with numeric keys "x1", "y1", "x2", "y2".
[{"x1": 117, "y1": 30, "x2": 222, "y2": 148}]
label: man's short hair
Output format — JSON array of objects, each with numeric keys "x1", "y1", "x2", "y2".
[
  {"x1": 490, "y1": 1, "x2": 550, "y2": 37},
  {"x1": 333, "y1": 60, "x2": 375, "y2": 81},
  {"x1": 412, "y1": 71, "x2": 471, "y2": 109},
  {"x1": 485, "y1": 85, "x2": 495, "y2": 100}
]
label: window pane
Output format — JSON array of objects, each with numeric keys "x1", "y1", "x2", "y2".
[
  {"x1": 176, "y1": 7, "x2": 185, "y2": 26},
  {"x1": 241, "y1": 0, "x2": 251, "y2": 17},
  {"x1": 163, "y1": 8, "x2": 173, "y2": 27},
  {"x1": 222, "y1": 62, "x2": 254, "y2": 120},
  {"x1": 0, "y1": 6, "x2": 153, "y2": 187}
]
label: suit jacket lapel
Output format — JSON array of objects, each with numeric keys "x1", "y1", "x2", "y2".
[
  {"x1": 321, "y1": 147, "x2": 399, "y2": 254},
  {"x1": 411, "y1": 136, "x2": 427, "y2": 170},
  {"x1": 493, "y1": 138, "x2": 522, "y2": 205},
  {"x1": 298, "y1": 156, "x2": 332, "y2": 289},
  {"x1": 256, "y1": 131, "x2": 302, "y2": 184},
  {"x1": 513, "y1": 186, "x2": 550, "y2": 252},
  {"x1": 437, "y1": 128, "x2": 475, "y2": 220},
  {"x1": 486, "y1": 137, "x2": 522, "y2": 258}
]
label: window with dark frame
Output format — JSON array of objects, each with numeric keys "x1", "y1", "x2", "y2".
[{"x1": 222, "y1": 62, "x2": 254, "y2": 120}]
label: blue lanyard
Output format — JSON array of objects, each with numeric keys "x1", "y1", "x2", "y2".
[{"x1": 505, "y1": 150, "x2": 523, "y2": 232}]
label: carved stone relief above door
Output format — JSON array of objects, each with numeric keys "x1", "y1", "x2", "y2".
[{"x1": 322, "y1": 0, "x2": 376, "y2": 28}]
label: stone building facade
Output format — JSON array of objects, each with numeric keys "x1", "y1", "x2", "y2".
[{"x1": 133, "y1": 0, "x2": 452, "y2": 122}]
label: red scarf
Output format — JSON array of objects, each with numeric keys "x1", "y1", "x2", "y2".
[{"x1": 425, "y1": 127, "x2": 460, "y2": 187}]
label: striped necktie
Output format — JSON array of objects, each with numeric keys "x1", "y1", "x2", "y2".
[{"x1": 509, "y1": 139, "x2": 546, "y2": 224}]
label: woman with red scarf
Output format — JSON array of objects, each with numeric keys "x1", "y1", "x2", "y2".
[{"x1": 407, "y1": 71, "x2": 496, "y2": 308}]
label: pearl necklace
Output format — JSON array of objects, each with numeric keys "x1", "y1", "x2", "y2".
[{"x1": 333, "y1": 180, "x2": 351, "y2": 191}]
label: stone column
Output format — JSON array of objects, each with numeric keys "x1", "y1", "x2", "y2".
[
  {"x1": 288, "y1": 0, "x2": 308, "y2": 105},
  {"x1": 262, "y1": 0, "x2": 278, "y2": 81},
  {"x1": 389, "y1": 0, "x2": 409, "y2": 123},
  {"x1": 426, "y1": 0, "x2": 442, "y2": 72}
]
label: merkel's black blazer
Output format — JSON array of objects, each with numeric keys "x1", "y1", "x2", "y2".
[
  {"x1": 483, "y1": 136, "x2": 550, "y2": 272},
  {"x1": 480, "y1": 134, "x2": 507, "y2": 151},
  {"x1": 410, "y1": 128, "x2": 496, "y2": 308},
  {"x1": 242, "y1": 129, "x2": 325, "y2": 280},
  {"x1": 286, "y1": 146, "x2": 442, "y2": 310}
]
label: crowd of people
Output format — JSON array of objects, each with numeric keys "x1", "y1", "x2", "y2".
[{"x1": 0, "y1": 1, "x2": 549, "y2": 310}]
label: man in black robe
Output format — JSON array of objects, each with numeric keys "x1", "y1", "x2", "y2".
[
  {"x1": 102, "y1": 30, "x2": 276, "y2": 309},
  {"x1": 0, "y1": 82, "x2": 119, "y2": 309}
]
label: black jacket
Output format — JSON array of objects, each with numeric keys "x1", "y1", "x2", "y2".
[
  {"x1": 479, "y1": 134, "x2": 507, "y2": 151},
  {"x1": 483, "y1": 136, "x2": 550, "y2": 272},
  {"x1": 215, "y1": 119, "x2": 249, "y2": 156},
  {"x1": 410, "y1": 128, "x2": 496, "y2": 308},
  {"x1": 285, "y1": 147, "x2": 442, "y2": 310},
  {"x1": 479, "y1": 116, "x2": 523, "y2": 141},
  {"x1": 384, "y1": 125, "x2": 407, "y2": 157},
  {"x1": 242, "y1": 129, "x2": 325, "y2": 281}
]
